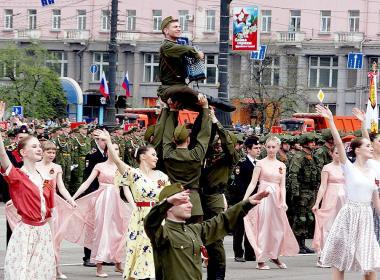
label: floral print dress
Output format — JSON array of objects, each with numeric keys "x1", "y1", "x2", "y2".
[{"x1": 120, "y1": 168, "x2": 170, "y2": 279}]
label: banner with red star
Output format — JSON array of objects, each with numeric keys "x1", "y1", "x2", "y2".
[{"x1": 232, "y1": 6, "x2": 260, "y2": 51}]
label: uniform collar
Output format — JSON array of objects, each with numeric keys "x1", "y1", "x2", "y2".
[{"x1": 166, "y1": 219, "x2": 186, "y2": 230}]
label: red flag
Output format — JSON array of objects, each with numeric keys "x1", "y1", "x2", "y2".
[
  {"x1": 122, "y1": 72, "x2": 131, "y2": 97},
  {"x1": 99, "y1": 71, "x2": 109, "y2": 98}
]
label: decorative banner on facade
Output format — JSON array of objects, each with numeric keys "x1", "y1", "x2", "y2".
[
  {"x1": 232, "y1": 6, "x2": 260, "y2": 51},
  {"x1": 41, "y1": 0, "x2": 55, "y2": 7},
  {"x1": 366, "y1": 62, "x2": 379, "y2": 133}
]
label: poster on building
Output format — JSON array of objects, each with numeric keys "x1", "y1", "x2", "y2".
[{"x1": 232, "y1": 6, "x2": 260, "y2": 51}]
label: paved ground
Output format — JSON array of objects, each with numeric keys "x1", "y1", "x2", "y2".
[{"x1": 0, "y1": 203, "x2": 373, "y2": 279}]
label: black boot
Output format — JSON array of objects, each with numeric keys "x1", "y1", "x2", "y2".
[
  {"x1": 303, "y1": 242, "x2": 315, "y2": 254},
  {"x1": 297, "y1": 237, "x2": 308, "y2": 254},
  {"x1": 215, "y1": 266, "x2": 226, "y2": 280},
  {"x1": 206, "y1": 96, "x2": 236, "y2": 112}
]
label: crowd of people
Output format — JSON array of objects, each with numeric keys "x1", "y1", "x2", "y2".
[{"x1": 0, "y1": 15, "x2": 379, "y2": 280}]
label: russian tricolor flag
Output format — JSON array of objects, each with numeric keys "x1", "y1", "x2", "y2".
[
  {"x1": 99, "y1": 71, "x2": 109, "y2": 98},
  {"x1": 122, "y1": 72, "x2": 131, "y2": 97}
]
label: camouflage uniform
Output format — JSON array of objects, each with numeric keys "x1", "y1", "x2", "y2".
[
  {"x1": 70, "y1": 133, "x2": 91, "y2": 195},
  {"x1": 56, "y1": 134, "x2": 72, "y2": 187},
  {"x1": 287, "y1": 133, "x2": 318, "y2": 253},
  {"x1": 314, "y1": 129, "x2": 334, "y2": 184}
]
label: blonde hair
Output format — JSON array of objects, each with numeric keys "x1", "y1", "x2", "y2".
[
  {"x1": 265, "y1": 136, "x2": 281, "y2": 146},
  {"x1": 42, "y1": 141, "x2": 57, "y2": 151}
]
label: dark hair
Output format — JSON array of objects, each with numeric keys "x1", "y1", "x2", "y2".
[
  {"x1": 369, "y1": 132, "x2": 380, "y2": 142},
  {"x1": 347, "y1": 137, "x2": 365, "y2": 158},
  {"x1": 135, "y1": 145, "x2": 154, "y2": 164},
  {"x1": 17, "y1": 135, "x2": 36, "y2": 151}
]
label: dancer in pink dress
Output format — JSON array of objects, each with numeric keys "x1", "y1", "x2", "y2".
[
  {"x1": 72, "y1": 143, "x2": 133, "y2": 278},
  {"x1": 243, "y1": 136, "x2": 299, "y2": 270},
  {"x1": 312, "y1": 146, "x2": 345, "y2": 267}
]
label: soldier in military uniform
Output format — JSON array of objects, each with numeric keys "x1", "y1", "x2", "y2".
[
  {"x1": 55, "y1": 124, "x2": 72, "y2": 187},
  {"x1": 278, "y1": 135, "x2": 291, "y2": 167},
  {"x1": 70, "y1": 124, "x2": 91, "y2": 195},
  {"x1": 200, "y1": 110, "x2": 240, "y2": 280},
  {"x1": 314, "y1": 129, "x2": 334, "y2": 182},
  {"x1": 162, "y1": 95, "x2": 211, "y2": 223},
  {"x1": 158, "y1": 16, "x2": 234, "y2": 112},
  {"x1": 287, "y1": 132, "x2": 318, "y2": 254},
  {"x1": 144, "y1": 184, "x2": 269, "y2": 280}
]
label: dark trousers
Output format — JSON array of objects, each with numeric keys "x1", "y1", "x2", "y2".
[
  {"x1": 83, "y1": 247, "x2": 91, "y2": 262},
  {"x1": 233, "y1": 216, "x2": 255, "y2": 260},
  {"x1": 6, "y1": 220, "x2": 12, "y2": 246}
]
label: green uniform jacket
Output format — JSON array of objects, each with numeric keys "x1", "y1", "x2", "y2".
[
  {"x1": 201, "y1": 122, "x2": 240, "y2": 194},
  {"x1": 314, "y1": 144, "x2": 333, "y2": 181},
  {"x1": 287, "y1": 150, "x2": 319, "y2": 197},
  {"x1": 144, "y1": 199, "x2": 254, "y2": 280},
  {"x1": 163, "y1": 108, "x2": 211, "y2": 190},
  {"x1": 158, "y1": 39, "x2": 199, "y2": 90}
]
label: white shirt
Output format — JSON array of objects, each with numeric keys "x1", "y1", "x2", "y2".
[{"x1": 247, "y1": 154, "x2": 257, "y2": 166}]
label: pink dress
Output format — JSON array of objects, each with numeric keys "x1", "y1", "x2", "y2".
[
  {"x1": 312, "y1": 163, "x2": 346, "y2": 255},
  {"x1": 89, "y1": 163, "x2": 131, "y2": 264},
  {"x1": 244, "y1": 160, "x2": 299, "y2": 261}
]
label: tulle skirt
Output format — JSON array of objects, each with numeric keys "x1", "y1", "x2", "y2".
[{"x1": 321, "y1": 201, "x2": 380, "y2": 273}]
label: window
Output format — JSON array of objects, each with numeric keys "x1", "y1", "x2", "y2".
[
  {"x1": 143, "y1": 53, "x2": 159, "y2": 82},
  {"x1": 28, "y1": 9, "x2": 37, "y2": 30},
  {"x1": 261, "y1": 10, "x2": 271, "y2": 32},
  {"x1": 309, "y1": 56, "x2": 338, "y2": 88},
  {"x1": 77, "y1": 10, "x2": 86, "y2": 30},
  {"x1": 320, "y1": 10, "x2": 331, "y2": 32},
  {"x1": 152, "y1": 10, "x2": 162, "y2": 32},
  {"x1": 179, "y1": 10, "x2": 189, "y2": 32},
  {"x1": 101, "y1": 10, "x2": 110, "y2": 31},
  {"x1": 204, "y1": 55, "x2": 219, "y2": 84},
  {"x1": 93, "y1": 52, "x2": 109, "y2": 81},
  {"x1": 290, "y1": 10, "x2": 301, "y2": 32},
  {"x1": 46, "y1": 51, "x2": 68, "y2": 77},
  {"x1": 309, "y1": 103, "x2": 336, "y2": 115},
  {"x1": 52, "y1": 10, "x2": 61, "y2": 30},
  {"x1": 126, "y1": 10, "x2": 136, "y2": 31},
  {"x1": 349, "y1": 10, "x2": 360, "y2": 32},
  {"x1": 252, "y1": 57, "x2": 279, "y2": 86},
  {"x1": 4, "y1": 9, "x2": 13, "y2": 30},
  {"x1": 206, "y1": 10, "x2": 216, "y2": 32}
]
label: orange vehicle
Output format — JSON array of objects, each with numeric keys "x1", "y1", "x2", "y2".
[
  {"x1": 272, "y1": 113, "x2": 361, "y2": 134},
  {"x1": 124, "y1": 108, "x2": 198, "y2": 129}
]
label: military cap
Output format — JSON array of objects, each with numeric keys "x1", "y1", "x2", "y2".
[
  {"x1": 158, "y1": 183, "x2": 184, "y2": 202},
  {"x1": 244, "y1": 135, "x2": 259, "y2": 146},
  {"x1": 280, "y1": 134, "x2": 291, "y2": 144},
  {"x1": 15, "y1": 126, "x2": 29, "y2": 135},
  {"x1": 174, "y1": 124, "x2": 189, "y2": 143},
  {"x1": 353, "y1": 130, "x2": 362, "y2": 137},
  {"x1": 77, "y1": 124, "x2": 88, "y2": 129},
  {"x1": 161, "y1": 16, "x2": 177, "y2": 32},
  {"x1": 298, "y1": 132, "x2": 316, "y2": 145},
  {"x1": 144, "y1": 125, "x2": 156, "y2": 142},
  {"x1": 321, "y1": 129, "x2": 333, "y2": 141}
]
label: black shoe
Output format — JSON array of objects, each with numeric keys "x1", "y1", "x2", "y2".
[
  {"x1": 234, "y1": 257, "x2": 246, "y2": 262},
  {"x1": 102, "y1": 262, "x2": 115, "y2": 266},
  {"x1": 207, "y1": 96, "x2": 236, "y2": 112},
  {"x1": 303, "y1": 246, "x2": 315, "y2": 254},
  {"x1": 83, "y1": 260, "x2": 96, "y2": 267},
  {"x1": 298, "y1": 247, "x2": 308, "y2": 254}
]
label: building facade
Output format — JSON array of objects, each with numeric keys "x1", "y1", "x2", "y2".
[{"x1": 0, "y1": 0, "x2": 379, "y2": 122}]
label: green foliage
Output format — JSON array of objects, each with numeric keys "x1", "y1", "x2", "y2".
[{"x1": 0, "y1": 43, "x2": 67, "y2": 119}]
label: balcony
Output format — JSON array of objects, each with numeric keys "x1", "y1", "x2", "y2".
[
  {"x1": 117, "y1": 31, "x2": 140, "y2": 43},
  {"x1": 276, "y1": 31, "x2": 305, "y2": 46},
  {"x1": 334, "y1": 32, "x2": 364, "y2": 48},
  {"x1": 63, "y1": 30, "x2": 90, "y2": 41},
  {"x1": 14, "y1": 29, "x2": 41, "y2": 40}
]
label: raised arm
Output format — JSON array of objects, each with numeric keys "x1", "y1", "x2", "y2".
[
  {"x1": 243, "y1": 164, "x2": 261, "y2": 200},
  {"x1": 72, "y1": 167, "x2": 100, "y2": 200},
  {"x1": 316, "y1": 105, "x2": 346, "y2": 164},
  {"x1": 352, "y1": 107, "x2": 370, "y2": 140},
  {"x1": 0, "y1": 101, "x2": 11, "y2": 171},
  {"x1": 94, "y1": 129, "x2": 131, "y2": 175}
]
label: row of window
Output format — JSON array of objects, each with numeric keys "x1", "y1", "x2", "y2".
[
  {"x1": 261, "y1": 10, "x2": 360, "y2": 33},
  {"x1": 3, "y1": 9, "x2": 216, "y2": 32},
  {"x1": 0, "y1": 52, "x2": 219, "y2": 84}
]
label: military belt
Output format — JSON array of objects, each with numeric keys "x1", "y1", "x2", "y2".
[{"x1": 136, "y1": 201, "x2": 155, "y2": 207}]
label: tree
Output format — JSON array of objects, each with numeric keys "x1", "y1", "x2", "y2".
[
  {"x1": 0, "y1": 43, "x2": 67, "y2": 119},
  {"x1": 240, "y1": 49, "x2": 306, "y2": 133}
]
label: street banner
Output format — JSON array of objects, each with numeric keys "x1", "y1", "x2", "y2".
[
  {"x1": 232, "y1": 6, "x2": 260, "y2": 51},
  {"x1": 366, "y1": 62, "x2": 379, "y2": 133}
]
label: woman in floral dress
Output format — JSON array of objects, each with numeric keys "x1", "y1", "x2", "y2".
[{"x1": 95, "y1": 130, "x2": 170, "y2": 280}]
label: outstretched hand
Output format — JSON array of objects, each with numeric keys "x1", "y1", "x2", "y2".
[
  {"x1": 248, "y1": 190, "x2": 270, "y2": 205},
  {"x1": 316, "y1": 104, "x2": 333, "y2": 120},
  {"x1": 93, "y1": 129, "x2": 111, "y2": 142},
  {"x1": 167, "y1": 190, "x2": 191, "y2": 206},
  {"x1": 352, "y1": 107, "x2": 366, "y2": 122}
]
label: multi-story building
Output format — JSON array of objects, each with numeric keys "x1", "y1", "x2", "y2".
[{"x1": 0, "y1": 0, "x2": 379, "y2": 122}]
